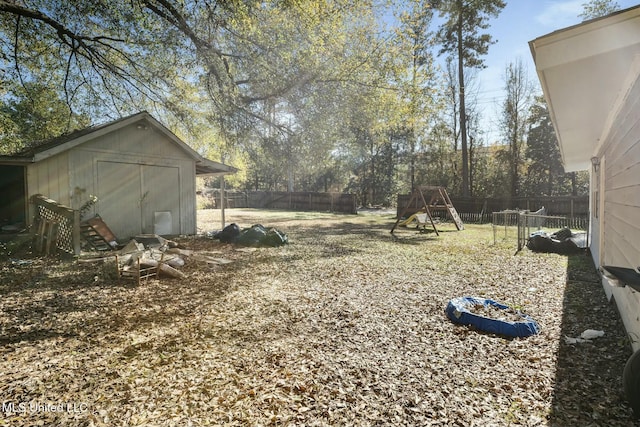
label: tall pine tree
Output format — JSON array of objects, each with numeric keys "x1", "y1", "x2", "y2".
[
  {"x1": 432, "y1": 0, "x2": 505, "y2": 196},
  {"x1": 524, "y1": 96, "x2": 564, "y2": 196}
]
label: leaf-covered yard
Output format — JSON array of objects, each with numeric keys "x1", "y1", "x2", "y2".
[{"x1": 0, "y1": 209, "x2": 635, "y2": 426}]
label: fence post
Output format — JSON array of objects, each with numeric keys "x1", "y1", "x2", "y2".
[
  {"x1": 492, "y1": 212, "x2": 497, "y2": 244},
  {"x1": 220, "y1": 176, "x2": 226, "y2": 229},
  {"x1": 73, "y1": 209, "x2": 81, "y2": 255},
  {"x1": 571, "y1": 198, "x2": 574, "y2": 219}
]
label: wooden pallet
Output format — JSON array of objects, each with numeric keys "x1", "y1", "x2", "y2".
[
  {"x1": 33, "y1": 217, "x2": 60, "y2": 255},
  {"x1": 80, "y1": 216, "x2": 118, "y2": 251}
]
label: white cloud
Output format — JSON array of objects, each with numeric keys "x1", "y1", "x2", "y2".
[{"x1": 535, "y1": 0, "x2": 584, "y2": 28}]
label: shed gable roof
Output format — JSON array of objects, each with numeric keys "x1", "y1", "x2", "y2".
[{"x1": 1, "y1": 111, "x2": 236, "y2": 175}]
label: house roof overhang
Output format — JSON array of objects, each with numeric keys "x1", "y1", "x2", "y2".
[{"x1": 529, "y1": 5, "x2": 640, "y2": 172}]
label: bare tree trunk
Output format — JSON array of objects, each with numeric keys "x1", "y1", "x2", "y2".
[
  {"x1": 457, "y1": 9, "x2": 470, "y2": 197},
  {"x1": 469, "y1": 135, "x2": 474, "y2": 197}
]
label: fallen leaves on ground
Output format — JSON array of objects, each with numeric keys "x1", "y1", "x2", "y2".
[
  {"x1": 467, "y1": 302, "x2": 530, "y2": 323},
  {"x1": 0, "y1": 209, "x2": 635, "y2": 426}
]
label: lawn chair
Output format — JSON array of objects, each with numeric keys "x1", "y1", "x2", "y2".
[{"x1": 115, "y1": 252, "x2": 165, "y2": 286}]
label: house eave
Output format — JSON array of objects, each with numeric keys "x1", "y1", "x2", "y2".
[{"x1": 529, "y1": 4, "x2": 640, "y2": 172}]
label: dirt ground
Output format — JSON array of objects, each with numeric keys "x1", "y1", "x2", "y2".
[{"x1": 0, "y1": 208, "x2": 636, "y2": 426}]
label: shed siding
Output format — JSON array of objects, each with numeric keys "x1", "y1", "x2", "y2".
[
  {"x1": 599, "y1": 73, "x2": 640, "y2": 350},
  {"x1": 71, "y1": 123, "x2": 197, "y2": 237},
  {"x1": 96, "y1": 161, "x2": 143, "y2": 239},
  {"x1": 68, "y1": 149, "x2": 97, "y2": 213},
  {"x1": 25, "y1": 152, "x2": 71, "y2": 223},
  {"x1": 81, "y1": 124, "x2": 188, "y2": 160},
  {"x1": 26, "y1": 119, "x2": 198, "y2": 238},
  {"x1": 26, "y1": 151, "x2": 70, "y2": 205}
]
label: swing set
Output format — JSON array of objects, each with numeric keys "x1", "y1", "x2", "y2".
[{"x1": 391, "y1": 186, "x2": 464, "y2": 236}]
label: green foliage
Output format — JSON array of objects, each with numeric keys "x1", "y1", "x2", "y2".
[
  {"x1": 390, "y1": 0, "x2": 443, "y2": 191},
  {"x1": 431, "y1": 0, "x2": 506, "y2": 196},
  {"x1": 433, "y1": 0, "x2": 506, "y2": 69},
  {"x1": 524, "y1": 96, "x2": 588, "y2": 196},
  {"x1": 0, "y1": 83, "x2": 90, "y2": 153},
  {"x1": 579, "y1": 0, "x2": 621, "y2": 20},
  {"x1": 0, "y1": 0, "x2": 586, "y2": 203},
  {"x1": 499, "y1": 58, "x2": 533, "y2": 197}
]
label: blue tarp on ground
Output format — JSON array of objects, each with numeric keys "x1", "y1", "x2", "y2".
[{"x1": 445, "y1": 296, "x2": 540, "y2": 338}]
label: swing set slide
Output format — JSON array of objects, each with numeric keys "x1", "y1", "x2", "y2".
[{"x1": 397, "y1": 212, "x2": 429, "y2": 228}]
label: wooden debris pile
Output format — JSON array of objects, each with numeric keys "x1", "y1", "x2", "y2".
[{"x1": 82, "y1": 234, "x2": 236, "y2": 283}]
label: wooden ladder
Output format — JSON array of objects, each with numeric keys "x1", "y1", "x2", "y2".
[
  {"x1": 80, "y1": 215, "x2": 118, "y2": 251},
  {"x1": 437, "y1": 187, "x2": 464, "y2": 231}
]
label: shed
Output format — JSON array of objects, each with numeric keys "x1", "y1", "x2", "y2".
[
  {"x1": 0, "y1": 111, "x2": 236, "y2": 240},
  {"x1": 530, "y1": 6, "x2": 640, "y2": 351}
]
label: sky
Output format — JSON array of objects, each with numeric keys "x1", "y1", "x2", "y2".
[{"x1": 469, "y1": 0, "x2": 640, "y2": 143}]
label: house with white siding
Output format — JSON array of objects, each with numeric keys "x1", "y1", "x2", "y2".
[
  {"x1": 530, "y1": 4, "x2": 640, "y2": 411},
  {"x1": 0, "y1": 111, "x2": 236, "y2": 240}
]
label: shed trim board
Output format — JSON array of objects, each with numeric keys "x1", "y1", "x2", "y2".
[{"x1": 531, "y1": 5, "x2": 640, "y2": 351}]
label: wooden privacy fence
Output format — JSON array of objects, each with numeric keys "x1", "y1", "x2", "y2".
[
  {"x1": 214, "y1": 191, "x2": 358, "y2": 214},
  {"x1": 213, "y1": 191, "x2": 587, "y2": 219},
  {"x1": 397, "y1": 194, "x2": 589, "y2": 223},
  {"x1": 32, "y1": 194, "x2": 81, "y2": 255}
]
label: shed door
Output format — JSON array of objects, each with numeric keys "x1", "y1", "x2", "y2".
[
  {"x1": 141, "y1": 165, "x2": 180, "y2": 235},
  {"x1": 97, "y1": 161, "x2": 143, "y2": 239}
]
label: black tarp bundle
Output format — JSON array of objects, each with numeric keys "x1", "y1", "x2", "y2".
[
  {"x1": 214, "y1": 223, "x2": 288, "y2": 247},
  {"x1": 527, "y1": 228, "x2": 587, "y2": 254}
]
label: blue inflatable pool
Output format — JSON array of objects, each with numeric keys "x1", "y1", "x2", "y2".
[{"x1": 446, "y1": 296, "x2": 540, "y2": 338}]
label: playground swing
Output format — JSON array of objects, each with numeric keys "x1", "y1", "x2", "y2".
[{"x1": 391, "y1": 186, "x2": 464, "y2": 236}]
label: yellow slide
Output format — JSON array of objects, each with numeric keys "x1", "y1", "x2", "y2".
[{"x1": 398, "y1": 213, "x2": 428, "y2": 227}]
